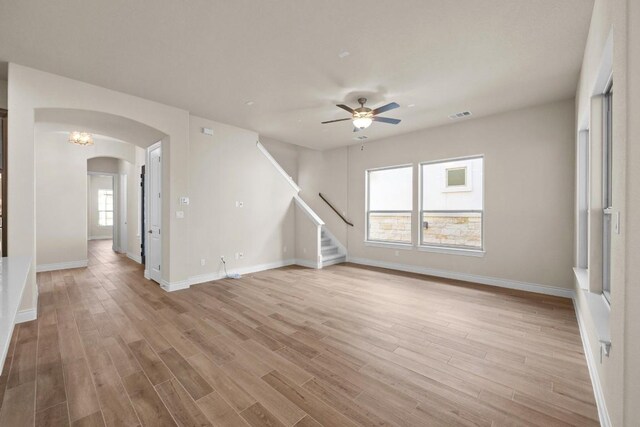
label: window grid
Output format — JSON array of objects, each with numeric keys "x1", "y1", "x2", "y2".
[
  {"x1": 366, "y1": 165, "x2": 413, "y2": 245},
  {"x1": 420, "y1": 156, "x2": 484, "y2": 251},
  {"x1": 98, "y1": 189, "x2": 114, "y2": 227}
]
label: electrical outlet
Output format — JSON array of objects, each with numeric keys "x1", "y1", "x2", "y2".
[
  {"x1": 235, "y1": 252, "x2": 244, "y2": 260},
  {"x1": 235, "y1": 201, "x2": 244, "y2": 208},
  {"x1": 176, "y1": 210, "x2": 185, "y2": 219},
  {"x1": 200, "y1": 258, "x2": 206, "y2": 266}
]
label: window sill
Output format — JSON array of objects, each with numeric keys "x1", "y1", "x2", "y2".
[
  {"x1": 578, "y1": 288, "x2": 611, "y2": 345},
  {"x1": 364, "y1": 241, "x2": 414, "y2": 250},
  {"x1": 573, "y1": 267, "x2": 589, "y2": 291},
  {"x1": 417, "y1": 245, "x2": 485, "y2": 257}
]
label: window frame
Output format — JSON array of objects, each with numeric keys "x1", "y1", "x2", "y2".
[
  {"x1": 419, "y1": 155, "x2": 485, "y2": 253},
  {"x1": 365, "y1": 164, "x2": 414, "y2": 246},
  {"x1": 98, "y1": 188, "x2": 114, "y2": 227}
]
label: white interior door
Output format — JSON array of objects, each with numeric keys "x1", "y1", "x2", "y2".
[
  {"x1": 146, "y1": 142, "x2": 162, "y2": 283},
  {"x1": 119, "y1": 174, "x2": 128, "y2": 254}
]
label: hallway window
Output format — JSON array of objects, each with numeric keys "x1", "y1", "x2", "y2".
[
  {"x1": 366, "y1": 165, "x2": 413, "y2": 244},
  {"x1": 98, "y1": 189, "x2": 114, "y2": 226}
]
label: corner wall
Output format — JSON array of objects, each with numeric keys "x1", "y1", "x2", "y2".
[
  {"x1": 8, "y1": 64, "x2": 190, "y2": 313},
  {"x1": 188, "y1": 116, "x2": 297, "y2": 283},
  {"x1": 298, "y1": 99, "x2": 576, "y2": 291}
]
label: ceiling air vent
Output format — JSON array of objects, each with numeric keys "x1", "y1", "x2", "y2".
[
  {"x1": 354, "y1": 135, "x2": 368, "y2": 140},
  {"x1": 448, "y1": 111, "x2": 472, "y2": 120}
]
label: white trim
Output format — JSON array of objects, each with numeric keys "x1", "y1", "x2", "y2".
[
  {"x1": 294, "y1": 195, "x2": 324, "y2": 226},
  {"x1": 573, "y1": 267, "x2": 589, "y2": 291},
  {"x1": 295, "y1": 258, "x2": 321, "y2": 269},
  {"x1": 347, "y1": 257, "x2": 574, "y2": 298},
  {"x1": 417, "y1": 245, "x2": 485, "y2": 257},
  {"x1": 127, "y1": 252, "x2": 142, "y2": 264},
  {"x1": 36, "y1": 259, "x2": 88, "y2": 272},
  {"x1": 319, "y1": 256, "x2": 346, "y2": 267},
  {"x1": 189, "y1": 259, "x2": 298, "y2": 287},
  {"x1": 365, "y1": 241, "x2": 413, "y2": 250},
  {"x1": 160, "y1": 279, "x2": 190, "y2": 292},
  {"x1": 572, "y1": 297, "x2": 612, "y2": 427},
  {"x1": 15, "y1": 308, "x2": 38, "y2": 324},
  {"x1": 257, "y1": 141, "x2": 301, "y2": 192},
  {"x1": 88, "y1": 235, "x2": 112, "y2": 240}
]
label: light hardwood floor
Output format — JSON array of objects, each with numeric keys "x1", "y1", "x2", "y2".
[{"x1": 0, "y1": 239, "x2": 598, "y2": 426}]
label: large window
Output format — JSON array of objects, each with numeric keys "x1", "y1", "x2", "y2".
[
  {"x1": 420, "y1": 157, "x2": 483, "y2": 250},
  {"x1": 366, "y1": 165, "x2": 413, "y2": 244},
  {"x1": 98, "y1": 189, "x2": 114, "y2": 226}
]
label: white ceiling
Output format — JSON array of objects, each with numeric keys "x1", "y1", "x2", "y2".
[{"x1": 0, "y1": 0, "x2": 594, "y2": 149}]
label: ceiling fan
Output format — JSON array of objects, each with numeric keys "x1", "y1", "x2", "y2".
[{"x1": 321, "y1": 97, "x2": 401, "y2": 131}]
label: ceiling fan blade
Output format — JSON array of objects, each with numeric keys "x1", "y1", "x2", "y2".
[
  {"x1": 336, "y1": 104, "x2": 355, "y2": 114},
  {"x1": 372, "y1": 102, "x2": 400, "y2": 116},
  {"x1": 373, "y1": 116, "x2": 401, "y2": 125},
  {"x1": 321, "y1": 118, "x2": 352, "y2": 124}
]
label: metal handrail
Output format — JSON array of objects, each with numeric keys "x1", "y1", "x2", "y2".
[{"x1": 319, "y1": 193, "x2": 353, "y2": 227}]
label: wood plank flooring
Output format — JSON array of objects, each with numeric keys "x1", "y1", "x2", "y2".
[{"x1": 0, "y1": 239, "x2": 599, "y2": 426}]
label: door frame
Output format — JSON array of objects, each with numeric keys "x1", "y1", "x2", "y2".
[{"x1": 144, "y1": 141, "x2": 162, "y2": 283}]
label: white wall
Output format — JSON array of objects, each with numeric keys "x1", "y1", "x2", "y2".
[
  {"x1": 9, "y1": 64, "x2": 190, "y2": 311},
  {"x1": 188, "y1": 115, "x2": 297, "y2": 282},
  {"x1": 35, "y1": 131, "x2": 139, "y2": 267},
  {"x1": 87, "y1": 174, "x2": 113, "y2": 240},
  {"x1": 298, "y1": 147, "x2": 350, "y2": 246},
  {"x1": 572, "y1": 0, "x2": 639, "y2": 425},
  {"x1": 88, "y1": 157, "x2": 119, "y2": 174},
  {"x1": 298, "y1": 99, "x2": 576, "y2": 290},
  {"x1": 260, "y1": 137, "x2": 300, "y2": 182}
]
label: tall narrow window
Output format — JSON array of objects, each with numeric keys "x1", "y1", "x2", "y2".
[
  {"x1": 98, "y1": 189, "x2": 114, "y2": 226},
  {"x1": 602, "y1": 82, "x2": 613, "y2": 302},
  {"x1": 366, "y1": 165, "x2": 413, "y2": 244},
  {"x1": 421, "y1": 157, "x2": 483, "y2": 250}
]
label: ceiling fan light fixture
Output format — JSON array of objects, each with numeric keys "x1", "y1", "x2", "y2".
[
  {"x1": 68, "y1": 131, "x2": 94, "y2": 146},
  {"x1": 353, "y1": 116, "x2": 372, "y2": 129}
]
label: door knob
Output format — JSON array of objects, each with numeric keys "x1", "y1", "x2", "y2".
[{"x1": 148, "y1": 230, "x2": 152, "y2": 234}]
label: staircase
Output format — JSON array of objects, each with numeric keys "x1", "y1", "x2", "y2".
[{"x1": 321, "y1": 228, "x2": 346, "y2": 267}]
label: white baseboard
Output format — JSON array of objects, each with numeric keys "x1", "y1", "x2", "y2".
[
  {"x1": 36, "y1": 259, "x2": 88, "y2": 273},
  {"x1": 160, "y1": 279, "x2": 190, "y2": 292},
  {"x1": 15, "y1": 307, "x2": 38, "y2": 324},
  {"x1": 295, "y1": 258, "x2": 322, "y2": 269},
  {"x1": 127, "y1": 252, "x2": 142, "y2": 264},
  {"x1": 88, "y1": 235, "x2": 112, "y2": 240},
  {"x1": 572, "y1": 297, "x2": 611, "y2": 427},
  {"x1": 189, "y1": 259, "x2": 297, "y2": 286},
  {"x1": 347, "y1": 257, "x2": 574, "y2": 298},
  {"x1": 321, "y1": 256, "x2": 346, "y2": 267}
]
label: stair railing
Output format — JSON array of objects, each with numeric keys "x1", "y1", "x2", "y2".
[{"x1": 319, "y1": 193, "x2": 354, "y2": 227}]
